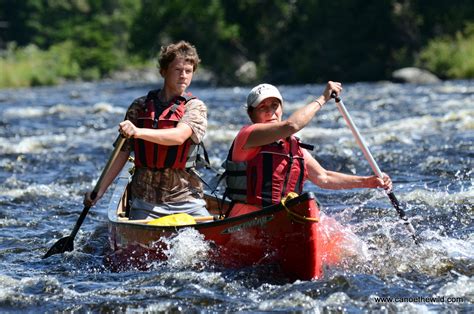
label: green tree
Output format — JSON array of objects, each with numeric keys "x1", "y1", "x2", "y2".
[
  {"x1": 2, "y1": 0, "x2": 140, "y2": 78},
  {"x1": 2, "y1": 0, "x2": 474, "y2": 87},
  {"x1": 221, "y1": 0, "x2": 402, "y2": 83},
  {"x1": 418, "y1": 22, "x2": 474, "y2": 78}
]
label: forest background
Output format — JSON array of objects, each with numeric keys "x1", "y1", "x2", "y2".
[{"x1": 1, "y1": 0, "x2": 473, "y2": 88}]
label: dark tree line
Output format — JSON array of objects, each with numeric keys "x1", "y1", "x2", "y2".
[{"x1": 1, "y1": 0, "x2": 473, "y2": 85}]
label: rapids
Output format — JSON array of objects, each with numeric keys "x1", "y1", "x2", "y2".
[{"x1": 0, "y1": 80, "x2": 472, "y2": 312}]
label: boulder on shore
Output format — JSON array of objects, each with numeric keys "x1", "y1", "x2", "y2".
[
  {"x1": 392, "y1": 67, "x2": 441, "y2": 84},
  {"x1": 235, "y1": 61, "x2": 257, "y2": 84}
]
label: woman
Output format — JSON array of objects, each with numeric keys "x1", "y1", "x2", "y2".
[
  {"x1": 224, "y1": 82, "x2": 392, "y2": 217},
  {"x1": 84, "y1": 40, "x2": 209, "y2": 219}
]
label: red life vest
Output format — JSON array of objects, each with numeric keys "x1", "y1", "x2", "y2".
[
  {"x1": 224, "y1": 136, "x2": 309, "y2": 207},
  {"x1": 133, "y1": 90, "x2": 198, "y2": 170}
]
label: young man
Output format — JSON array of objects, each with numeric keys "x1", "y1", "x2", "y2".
[{"x1": 84, "y1": 41, "x2": 209, "y2": 219}]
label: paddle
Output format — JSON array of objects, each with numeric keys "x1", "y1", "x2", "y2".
[
  {"x1": 331, "y1": 93, "x2": 419, "y2": 244},
  {"x1": 43, "y1": 135, "x2": 127, "y2": 258}
]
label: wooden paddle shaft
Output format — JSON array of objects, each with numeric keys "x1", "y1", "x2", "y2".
[
  {"x1": 91, "y1": 136, "x2": 127, "y2": 198},
  {"x1": 42, "y1": 135, "x2": 128, "y2": 258},
  {"x1": 70, "y1": 136, "x2": 126, "y2": 238}
]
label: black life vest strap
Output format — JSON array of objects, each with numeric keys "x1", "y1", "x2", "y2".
[
  {"x1": 299, "y1": 142, "x2": 314, "y2": 151},
  {"x1": 221, "y1": 190, "x2": 236, "y2": 218},
  {"x1": 187, "y1": 168, "x2": 222, "y2": 215},
  {"x1": 144, "y1": 90, "x2": 161, "y2": 128},
  {"x1": 195, "y1": 142, "x2": 211, "y2": 169},
  {"x1": 280, "y1": 137, "x2": 294, "y2": 199},
  {"x1": 164, "y1": 97, "x2": 182, "y2": 119},
  {"x1": 295, "y1": 157, "x2": 305, "y2": 194},
  {"x1": 293, "y1": 136, "x2": 314, "y2": 151}
]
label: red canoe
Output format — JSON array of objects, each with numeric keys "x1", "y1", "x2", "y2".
[{"x1": 106, "y1": 173, "x2": 327, "y2": 280}]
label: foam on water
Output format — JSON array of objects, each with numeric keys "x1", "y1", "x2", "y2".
[
  {"x1": 439, "y1": 236, "x2": 474, "y2": 260},
  {"x1": 258, "y1": 290, "x2": 319, "y2": 311},
  {"x1": 3, "y1": 107, "x2": 46, "y2": 118},
  {"x1": 295, "y1": 126, "x2": 351, "y2": 141},
  {"x1": 434, "y1": 83, "x2": 474, "y2": 94},
  {"x1": 204, "y1": 128, "x2": 239, "y2": 143},
  {"x1": 159, "y1": 228, "x2": 212, "y2": 269},
  {"x1": 0, "y1": 134, "x2": 68, "y2": 154},
  {"x1": 0, "y1": 217, "x2": 31, "y2": 227},
  {"x1": 443, "y1": 109, "x2": 474, "y2": 130},
  {"x1": 0, "y1": 274, "x2": 74, "y2": 307},
  {"x1": 338, "y1": 217, "x2": 473, "y2": 279},
  {"x1": 91, "y1": 102, "x2": 126, "y2": 114},
  {"x1": 1, "y1": 179, "x2": 73, "y2": 200},
  {"x1": 2, "y1": 102, "x2": 125, "y2": 119},
  {"x1": 437, "y1": 275, "x2": 474, "y2": 300},
  {"x1": 404, "y1": 186, "x2": 474, "y2": 208}
]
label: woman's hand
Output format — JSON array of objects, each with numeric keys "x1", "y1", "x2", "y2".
[
  {"x1": 369, "y1": 172, "x2": 393, "y2": 191},
  {"x1": 119, "y1": 120, "x2": 138, "y2": 138},
  {"x1": 322, "y1": 81, "x2": 343, "y2": 102}
]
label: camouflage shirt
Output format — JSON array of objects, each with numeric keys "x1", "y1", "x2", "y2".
[{"x1": 121, "y1": 93, "x2": 207, "y2": 204}]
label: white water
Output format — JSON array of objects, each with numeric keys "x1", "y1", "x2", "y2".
[{"x1": 0, "y1": 80, "x2": 472, "y2": 312}]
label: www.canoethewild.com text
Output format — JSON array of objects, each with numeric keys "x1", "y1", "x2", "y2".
[{"x1": 373, "y1": 296, "x2": 465, "y2": 304}]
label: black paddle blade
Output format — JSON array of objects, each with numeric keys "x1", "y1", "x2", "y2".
[{"x1": 42, "y1": 236, "x2": 74, "y2": 259}]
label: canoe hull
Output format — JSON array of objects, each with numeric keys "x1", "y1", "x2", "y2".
[{"x1": 107, "y1": 175, "x2": 323, "y2": 280}]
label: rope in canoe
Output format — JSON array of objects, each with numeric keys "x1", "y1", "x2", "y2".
[{"x1": 281, "y1": 192, "x2": 319, "y2": 224}]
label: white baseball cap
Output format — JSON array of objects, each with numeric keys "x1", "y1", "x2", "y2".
[{"x1": 246, "y1": 83, "x2": 283, "y2": 108}]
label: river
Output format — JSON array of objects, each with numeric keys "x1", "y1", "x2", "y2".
[{"x1": 0, "y1": 80, "x2": 472, "y2": 312}]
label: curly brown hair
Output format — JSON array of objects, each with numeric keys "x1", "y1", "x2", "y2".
[{"x1": 158, "y1": 41, "x2": 201, "y2": 72}]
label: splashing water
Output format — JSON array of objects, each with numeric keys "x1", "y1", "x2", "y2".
[
  {"x1": 159, "y1": 228, "x2": 212, "y2": 270},
  {"x1": 318, "y1": 213, "x2": 369, "y2": 267}
]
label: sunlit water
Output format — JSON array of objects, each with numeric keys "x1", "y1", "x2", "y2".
[{"x1": 0, "y1": 80, "x2": 472, "y2": 312}]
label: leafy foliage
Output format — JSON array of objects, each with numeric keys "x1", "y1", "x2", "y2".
[
  {"x1": 1, "y1": 0, "x2": 473, "y2": 87},
  {"x1": 418, "y1": 23, "x2": 474, "y2": 79},
  {"x1": 0, "y1": 42, "x2": 80, "y2": 87}
]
